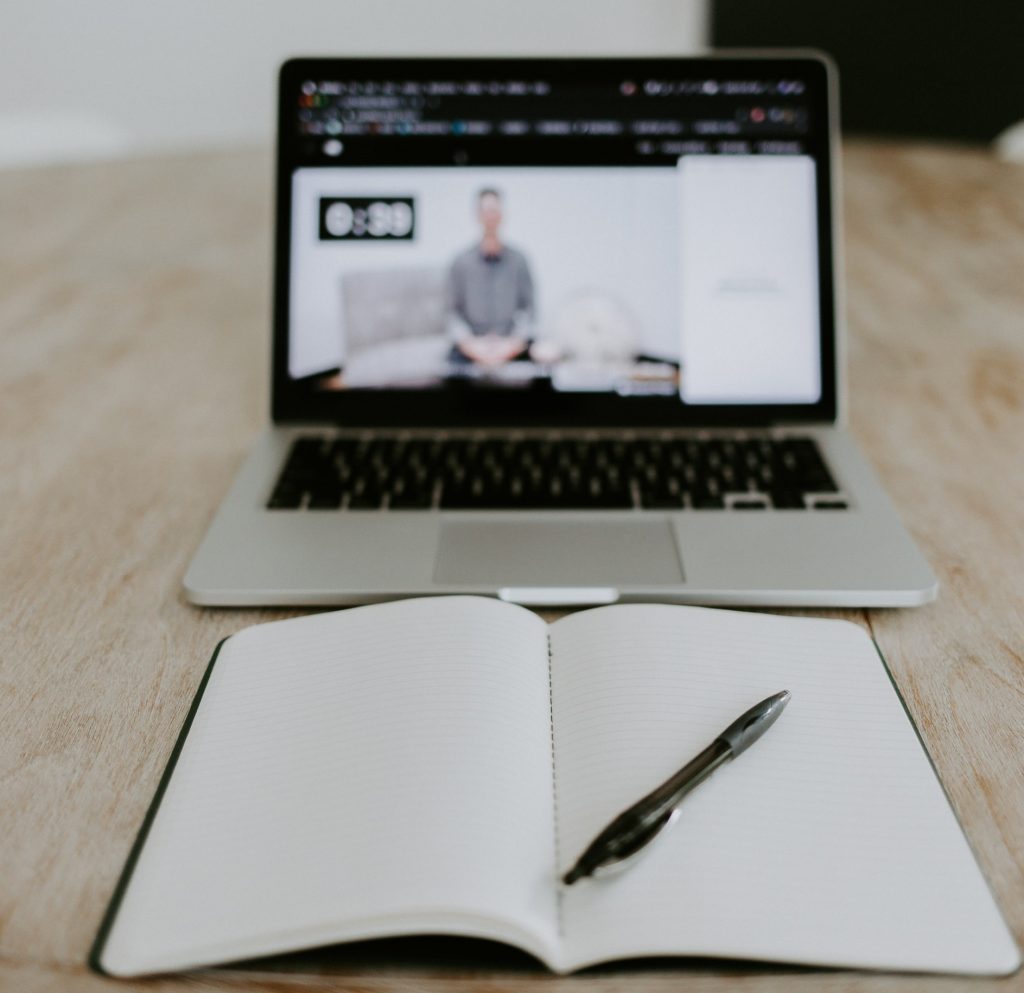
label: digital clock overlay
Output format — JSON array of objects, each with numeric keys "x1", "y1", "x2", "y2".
[{"x1": 318, "y1": 197, "x2": 416, "y2": 241}]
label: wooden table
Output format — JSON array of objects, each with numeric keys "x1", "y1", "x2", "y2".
[{"x1": 1, "y1": 141, "x2": 1022, "y2": 992}]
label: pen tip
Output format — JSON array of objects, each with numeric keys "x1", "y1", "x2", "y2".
[{"x1": 562, "y1": 864, "x2": 587, "y2": 886}]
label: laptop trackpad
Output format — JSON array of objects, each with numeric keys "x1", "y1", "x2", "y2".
[{"x1": 434, "y1": 519, "x2": 684, "y2": 587}]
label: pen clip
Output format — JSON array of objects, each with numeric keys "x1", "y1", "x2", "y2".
[{"x1": 591, "y1": 807, "x2": 681, "y2": 878}]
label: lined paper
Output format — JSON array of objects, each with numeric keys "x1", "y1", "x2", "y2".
[
  {"x1": 549, "y1": 605, "x2": 1019, "y2": 975},
  {"x1": 100, "y1": 597, "x2": 559, "y2": 976}
]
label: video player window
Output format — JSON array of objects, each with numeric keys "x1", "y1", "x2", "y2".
[{"x1": 283, "y1": 64, "x2": 826, "y2": 407}]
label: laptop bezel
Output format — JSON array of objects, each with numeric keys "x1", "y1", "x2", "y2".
[{"x1": 271, "y1": 54, "x2": 839, "y2": 428}]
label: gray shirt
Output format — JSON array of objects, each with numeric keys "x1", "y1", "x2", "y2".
[{"x1": 446, "y1": 244, "x2": 535, "y2": 341}]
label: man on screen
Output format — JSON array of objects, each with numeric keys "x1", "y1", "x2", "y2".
[{"x1": 447, "y1": 188, "x2": 536, "y2": 368}]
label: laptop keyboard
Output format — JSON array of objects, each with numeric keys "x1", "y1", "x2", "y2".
[{"x1": 266, "y1": 434, "x2": 847, "y2": 511}]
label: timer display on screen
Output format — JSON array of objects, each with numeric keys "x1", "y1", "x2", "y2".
[{"x1": 318, "y1": 197, "x2": 416, "y2": 240}]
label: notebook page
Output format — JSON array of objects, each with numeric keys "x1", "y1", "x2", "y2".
[
  {"x1": 549, "y1": 605, "x2": 1019, "y2": 975},
  {"x1": 100, "y1": 597, "x2": 560, "y2": 976}
]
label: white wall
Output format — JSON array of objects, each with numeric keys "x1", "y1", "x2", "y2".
[{"x1": 0, "y1": 0, "x2": 707, "y2": 165}]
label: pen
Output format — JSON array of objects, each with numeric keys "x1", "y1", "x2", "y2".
[{"x1": 562, "y1": 690, "x2": 791, "y2": 885}]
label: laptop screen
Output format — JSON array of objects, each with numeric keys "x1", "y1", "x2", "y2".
[{"x1": 273, "y1": 56, "x2": 836, "y2": 426}]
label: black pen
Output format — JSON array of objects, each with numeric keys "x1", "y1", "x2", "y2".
[{"x1": 562, "y1": 690, "x2": 791, "y2": 885}]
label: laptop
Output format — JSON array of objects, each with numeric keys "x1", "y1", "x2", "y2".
[{"x1": 184, "y1": 53, "x2": 937, "y2": 608}]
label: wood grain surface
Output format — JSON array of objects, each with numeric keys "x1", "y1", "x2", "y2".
[{"x1": 1, "y1": 140, "x2": 1022, "y2": 991}]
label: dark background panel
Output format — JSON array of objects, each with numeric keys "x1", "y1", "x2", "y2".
[{"x1": 712, "y1": 1, "x2": 1024, "y2": 143}]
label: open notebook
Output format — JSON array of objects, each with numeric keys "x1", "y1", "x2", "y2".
[{"x1": 91, "y1": 597, "x2": 1019, "y2": 977}]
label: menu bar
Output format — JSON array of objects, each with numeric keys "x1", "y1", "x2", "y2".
[{"x1": 289, "y1": 73, "x2": 817, "y2": 166}]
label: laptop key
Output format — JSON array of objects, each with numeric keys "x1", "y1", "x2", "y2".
[
  {"x1": 691, "y1": 494, "x2": 725, "y2": 509},
  {"x1": 390, "y1": 491, "x2": 434, "y2": 509},
  {"x1": 307, "y1": 485, "x2": 342, "y2": 509},
  {"x1": 347, "y1": 494, "x2": 385, "y2": 509},
  {"x1": 770, "y1": 489, "x2": 806, "y2": 509},
  {"x1": 590, "y1": 479, "x2": 633, "y2": 509},
  {"x1": 267, "y1": 487, "x2": 304, "y2": 509},
  {"x1": 346, "y1": 476, "x2": 385, "y2": 508},
  {"x1": 640, "y1": 494, "x2": 686, "y2": 509}
]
